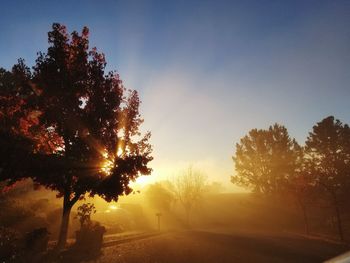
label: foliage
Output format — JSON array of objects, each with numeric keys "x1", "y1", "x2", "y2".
[
  {"x1": 304, "y1": 116, "x2": 350, "y2": 240},
  {"x1": 232, "y1": 124, "x2": 301, "y2": 194},
  {"x1": 305, "y1": 116, "x2": 350, "y2": 199},
  {"x1": 0, "y1": 199, "x2": 35, "y2": 228},
  {"x1": 25, "y1": 227, "x2": 49, "y2": 253},
  {"x1": 76, "y1": 203, "x2": 96, "y2": 228},
  {"x1": 0, "y1": 23, "x2": 153, "y2": 247},
  {"x1": 172, "y1": 166, "x2": 206, "y2": 225},
  {"x1": 0, "y1": 227, "x2": 23, "y2": 263},
  {"x1": 232, "y1": 117, "x2": 350, "y2": 239}
]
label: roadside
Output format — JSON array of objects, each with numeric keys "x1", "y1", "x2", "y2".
[{"x1": 91, "y1": 230, "x2": 349, "y2": 263}]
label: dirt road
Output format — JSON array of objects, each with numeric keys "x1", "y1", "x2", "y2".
[{"x1": 94, "y1": 230, "x2": 348, "y2": 263}]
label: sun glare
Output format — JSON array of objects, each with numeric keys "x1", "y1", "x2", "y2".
[
  {"x1": 101, "y1": 159, "x2": 113, "y2": 175},
  {"x1": 100, "y1": 151, "x2": 114, "y2": 175},
  {"x1": 134, "y1": 175, "x2": 152, "y2": 187},
  {"x1": 109, "y1": 204, "x2": 119, "y2": 210},
  {"x1": 117, "y1": 147, "x2": 123, "y2": 157}
]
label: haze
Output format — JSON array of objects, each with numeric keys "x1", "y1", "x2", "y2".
[
  {"x1": 1, "y1": 1, "x2": 350, "y2": 262},
  {"x1": 1, "y1": 0, "x2": 349, "y2": 190}
]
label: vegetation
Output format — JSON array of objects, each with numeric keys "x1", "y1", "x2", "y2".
[
  {"x1": 76, "y1": 203, "x2": 96, "y2": 228},
  {"x1": 0, "y1": 23, "x2": 153, "y2": 248},
  {"x1": 232, "y1": 116, "x2": 350, "y2": 241},
  {"x1": 232, "y1": 123, "x2": 301, "y2": 194},
  {"x1": 145, "y1": 182, "x2": 174, "y2": 213},
  {"x1": 0, "y1": 20, "x2": 348, "y2": 262},
  {"x1": 172, "y1": 166, "x2": 207, "y2": 226},
  {"x1": 304, "y1": 116, "x2": 350, "y2": 241}
]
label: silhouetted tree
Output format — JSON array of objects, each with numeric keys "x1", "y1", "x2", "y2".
[
  {"x1": 305, "y1": 116, "x2": 350, "y2": 241},
  {"x1": 0, "y1": 23, "x2": 152, "y2": 248},
  {"x1": 288, "y1": 157, "x2": 313, "y2": 235},
  {"x1": 76, "y1": 203, "x2": 96, "y2": 228},
  {"x1": 172, "y1": 166, "x2": 206, "y2": 226},
  {"x1": 232, "y1": 124, "x2": 313, "y2": 234},
  {"x1": 232, "y1": 124, "x2": 300, "y2": 194}
]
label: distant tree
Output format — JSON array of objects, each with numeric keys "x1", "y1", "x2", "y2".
[
  {"x1": 145, "y1": 182, "x2": 174, "y2": 213},
  {"x1": 232, "y1": 124, "x2": 300, "y2": 194},
  {"x1": 232, "y1": 124, "x2": 313, "y2": 234},
  {"x1": 172, "y1": 166, "x2": 206, "y2": 226},
  {"x1": 305, "y1": 116, "x2": 350, "y2": 241},
  {"x1": 0, "y1": 24, "x2": 153, "y2": 248}
]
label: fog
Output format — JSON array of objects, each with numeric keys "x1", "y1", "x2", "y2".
[
  {"x1": 1, "y1": 172, "x2": 349, "y2": 263},
  {"x1": 2, "y1": 178, "x2": 349, "y2": 241}
]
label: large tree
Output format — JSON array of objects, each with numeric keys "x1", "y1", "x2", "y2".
[
  {"x1": 232, "y1": 124, "x2": 300, "y2": 194},
  {"x1": 305, "y1": 116, "x2": 350, "y2": 241},
  {"x1": 0, "y1": 24, "x2": 153, "y2": 248},
  {"x1": 231, "y1": 124, "x2": 313, "y2": 233}
]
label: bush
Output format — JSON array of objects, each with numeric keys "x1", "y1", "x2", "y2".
[
  {"x1": 70, "y1": 203, "x2": 106, "y2": 260},
  {"x1": 75, "y1": 223, "x2": 106, "y2": 252},
  {"x1": 0, "y1": 227, "x2": 23, "y2": 262},
  {"x1": 25, "y1": 227, "x2": 49, "y2": 253}
]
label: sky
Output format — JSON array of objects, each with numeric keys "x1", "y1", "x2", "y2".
[{"x1": 0, "y1": 0, "x2": 349, "y2": 191}]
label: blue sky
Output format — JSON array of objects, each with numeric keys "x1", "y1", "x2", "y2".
[{"x1": 1, "y1": 0, "x2": 349, "y2": 190}]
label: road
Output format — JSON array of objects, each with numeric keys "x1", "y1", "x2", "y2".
[{"x1": 91, "y1": 230, "x2": 349, "y2": 263}]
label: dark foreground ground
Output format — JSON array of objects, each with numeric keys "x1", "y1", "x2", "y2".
[{"x1": 90, "y1": 230, "x2": 349, "y2": 263}]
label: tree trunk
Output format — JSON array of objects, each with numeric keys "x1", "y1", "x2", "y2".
[
  {"x1": 57, "y1": 195, "x2": 73, "y2": 249},
  {"x1": 332, "y1": 194, "x2": 344, "y2": 242},
  {"x1": 297, "y1": 196, "x2": 310, "y2": 235},
  {"x1": 300, "y1": 202, "x2": 310, "y2": 235}
]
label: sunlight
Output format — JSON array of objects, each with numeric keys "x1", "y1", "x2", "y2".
[
  {"x1": 100, "y1": 150, "x2": 114, "y2": 175},
  {"x1": 117, "y1": 147, "x2": 123, "y2": 157},
  {"x1": 134, "y1": 175, "x2": 151, "y2": 187},
  {"x1": 109, "y1": 204, "x2": 119, "y2": 210},
  {"x1": 100, "y1": 159, "x2": 113, "y2": 175}
]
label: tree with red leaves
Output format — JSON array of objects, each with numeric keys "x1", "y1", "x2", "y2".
[{"x1": 0, "y1": 23, "x2": 153, "y2": 248}]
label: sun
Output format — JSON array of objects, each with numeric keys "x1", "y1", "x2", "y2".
[
  {"x1": 100, "y1": 151, "x2": 114, "y2": 175},
  {"x1": 100, "y1": 146, "x2": 125, "y2": 175},
  {"x1": 101, "y1": 159, "x2": 113, "y2": 175},
  {"x1": 134, "y1": 175, "x2": 152, "y2": 187},
  {"x1": 109, "y1": 204, "x2": 119, "y2": 210}
]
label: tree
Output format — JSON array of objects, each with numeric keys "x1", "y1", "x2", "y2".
[
  {"x1": 231, "y1": 124, "x2": 313, "y2": 234},
  {"x1": 0, "y1": 23, "x2": 153, "y2": 248},
  {"x1": 76, "y1": 203, "x2": 96, "y2": 228},
  {"x1": 145, "y1": 182, "x2": 174, "y2": 213},
  {"x1": 305, "y1": 116, "x2": 350, "y2": 241},
  {"x1": 172, "y1": 166, "x2": 206, "y2": 226},
  {"x1": 288, "y1": 158, "x2": 313, "y2": 235},
  {"x1": 232, "y1": 124, "x2": 300, "y2": 194}
]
